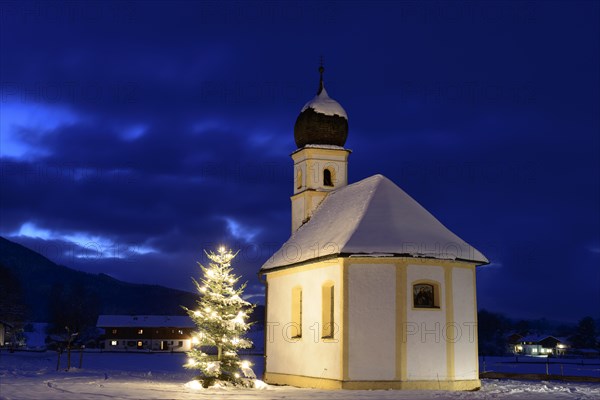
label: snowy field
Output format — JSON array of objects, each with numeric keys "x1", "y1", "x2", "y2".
[
  {"x1": 480, "y1": 356, "x2": 600, "y2": 378},
  {"x1": 1, "y1": 351, "x2": 600, "y2": 400}
]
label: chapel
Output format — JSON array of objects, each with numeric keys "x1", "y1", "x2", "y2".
[{"x1": 259, "y1": 65, "x2": 488, "y2": 390}]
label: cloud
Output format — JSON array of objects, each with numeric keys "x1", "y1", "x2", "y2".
[
  {"x1": 11, "y1": 222, "x2": 157, "y2": 260},
  {"x1": 0, "y1": 102, "x2": 80, "y2": 159},
  {"x1": 223, "y1": 217, "x2": 261, "y2": 244}
]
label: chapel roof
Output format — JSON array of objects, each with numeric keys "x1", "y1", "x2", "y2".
[{"x1": 260, "y1": 174, "x2": 488, "y2": 272}]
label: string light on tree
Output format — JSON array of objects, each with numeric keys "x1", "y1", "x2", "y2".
[{"x1": 182, "y1": 246, "x2": 255, "y2": 387}]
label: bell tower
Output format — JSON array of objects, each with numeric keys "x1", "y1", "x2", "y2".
[{"x1": 290, "y1": 65, "x2": 351, "y2": 232}]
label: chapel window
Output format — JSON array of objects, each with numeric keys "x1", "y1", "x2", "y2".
[
  {"x1": 322, "y1": 282, "x2": 335, "y2": 338},
  {"x1": 413, "y1": 282, "x2": 440, "y2": 309},
  {"x1": 291, "y1": 286, "x2": 303, "y2": 338},
  {"x1": 323, "y1": 169, "x2": 333, "y2": 187}
]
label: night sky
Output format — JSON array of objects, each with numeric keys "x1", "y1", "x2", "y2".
[{"x1": 1, "y1": 1, "x2": 598, "y2": 322}]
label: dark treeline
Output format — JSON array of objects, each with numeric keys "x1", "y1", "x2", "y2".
[{"x1": 477, "y1": 309, "x2": 599, "y2": 356}]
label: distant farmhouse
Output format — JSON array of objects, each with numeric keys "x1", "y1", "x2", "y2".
[
  {"x1": 510, "y1": 334, "x2": 569, "y2": 356},
  {"x1": 97, "y1": 315, "x2": 194, "y2": 352}
]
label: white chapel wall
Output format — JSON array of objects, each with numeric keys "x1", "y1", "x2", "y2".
[
  {"x1": 452, "y1": 266, "x2": 478, "y2": 380},
  {"x1": 347, "y1": 263, "x2": 396, "y2": 380},
  {"x1": 405, "y1": 264, "x2": 447, "y2": 380},
  {"x1": 266, "y1": 263, "x2": 342, "y2": 380}
]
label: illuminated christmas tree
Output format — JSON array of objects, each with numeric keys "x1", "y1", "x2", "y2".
[{"x1": 183, "y1": 247, "x2": 254, "y2": 387}]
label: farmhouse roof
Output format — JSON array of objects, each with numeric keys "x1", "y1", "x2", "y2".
[{"x1": 96, "y1": 315, "x2": 194, "y2": 328}]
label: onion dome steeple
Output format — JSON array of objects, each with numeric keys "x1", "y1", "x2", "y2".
[{"x1": 294, "y1": 64, "x2": 349, "y2": 148}]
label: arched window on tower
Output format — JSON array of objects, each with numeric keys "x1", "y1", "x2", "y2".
[{"x1": 323, "y1": 169, "x2": 333, "y2": 187}]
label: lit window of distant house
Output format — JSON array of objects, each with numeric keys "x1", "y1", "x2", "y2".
[
  {"x1": 138, "y1": 329, "x2": 144, "y2": 334},
  {"x1": 112, "y1": 329, "x2": 117, "y2": 334},
  {"x1": 111, "y1": 340, "x2": 118, "y2": 346}
]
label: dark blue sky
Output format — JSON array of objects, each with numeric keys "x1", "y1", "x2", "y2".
[{"x1": 1, "y1": 1, "x2": 598, "y2": 322}]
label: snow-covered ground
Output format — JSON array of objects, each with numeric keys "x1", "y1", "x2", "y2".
[
  {"x1": 480, "y1": 356, "x2": 600, "y2": 378},
  {"x1": 1, "y1": 351, "x2": 599, "y2": 399}
]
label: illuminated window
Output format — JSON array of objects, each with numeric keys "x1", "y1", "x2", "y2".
[
  {"x1": 178, "y1": 329, "x2": 183, "y2": 335},
  {"x1": 137, "y1": 329, "x2": 143, "y2": 334},
  {"x1": 322, "y1": 282, "x2": 335, "y2": 338},
  {"x1": 112, "y1": 329, "x2": 117, "y2": 334},
  {"x1": 413, "y1": 282, "x2": 440, "y2": 308},
  {"x1": 137, "y1": 341, "x2": 143, "y2": 348},
  {"x1": 111, "y1": 340, "x2": 118, "y2": 346},
  {"x1": 291, "y1": 286, "x2": 302, "y2": 338},
  {"x1": 323, "y1": 169, "x2": 333, "y2": 187}
]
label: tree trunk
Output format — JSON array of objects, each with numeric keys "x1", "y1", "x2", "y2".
[
  {"x1": 67, "y1": 345, "x2": 71, "y2": 370},
  {"x1": 56, "y1": 349, "x2": 62, "y2": 371},
  {"x1": 79, "y1": 346, "x2": 84, "y2": 369}
]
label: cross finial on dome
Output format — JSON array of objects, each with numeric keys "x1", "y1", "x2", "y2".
[{"x1": 318, "y1": 56, "x2": 325, "y2": 95}]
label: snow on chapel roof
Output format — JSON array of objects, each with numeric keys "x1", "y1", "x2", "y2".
[
  {"x1": 301, "y1": 86, "x2": 348, "y2": 119},
  {"x1": 261, "y1": 174, "x2": 488, "y2": 271}
]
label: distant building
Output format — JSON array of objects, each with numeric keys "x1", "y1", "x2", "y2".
[
  {"x1": 96, "y1": 315, "x2": 194, "y2": 352},
  {"x1": 507, "y1": 333, "x2": 524, "y2": 344},
  {"x1": 514, "y1": 335, "x2": 569, "y2": 356},
  {"x1": 506, "y1": 332, "x2": 524, "y2": 353}
]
